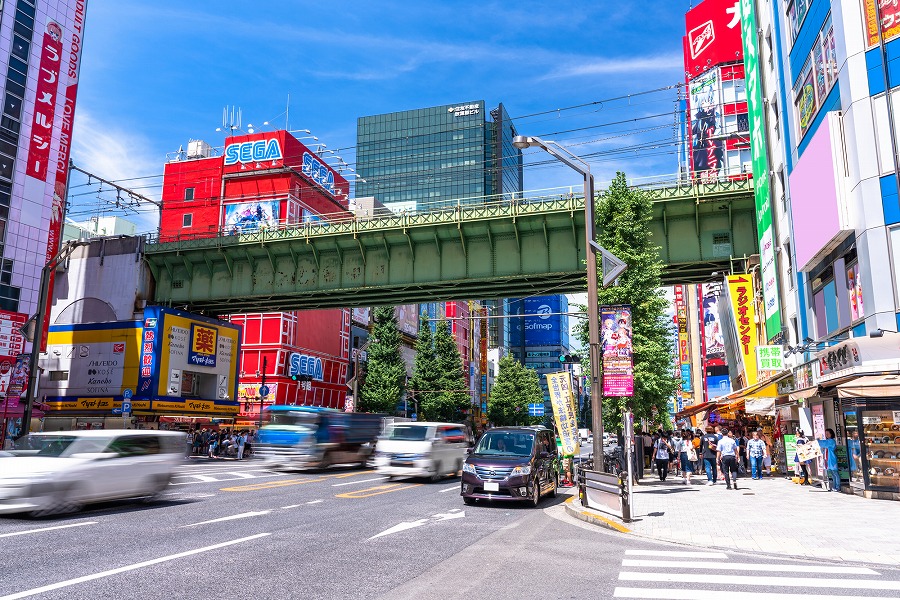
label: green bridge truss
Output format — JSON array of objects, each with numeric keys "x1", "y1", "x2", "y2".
[{"x1": 144, "y1": 178, "x2": 755, "y2": 312}]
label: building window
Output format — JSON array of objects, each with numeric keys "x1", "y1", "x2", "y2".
[
  {"x1": 784, "y1": 241, "x2": 794, "y2": 290},
  {"x1": 183, "y1": 187, "x2": 194, "y2": 201},
  {"x1": 182, "y1": 213, "x2": 192, "y2": 228},
  {"x1": 49, "y1": 370, "x2": 69, "y2": 381}
]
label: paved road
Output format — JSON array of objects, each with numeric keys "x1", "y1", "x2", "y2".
[{"x1": 2, "y1": 459, "x2": 898, "y2": 599}]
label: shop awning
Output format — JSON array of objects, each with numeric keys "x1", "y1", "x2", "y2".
[
  {"x1": 837, "y1": 374, "x2": 900, "y2": 398},
  {"x1": 674, "y1": 402, "x2": 714, "y2": 419},
  {"x1": 788, "y1": 386, "x2": 820, "y2": 403},
  {"x1": 717, "y1": 370, "x2": 791, "y2": 402},
  {"x1": 745, "y1": 397, "x2": 776, "y2": 415}
]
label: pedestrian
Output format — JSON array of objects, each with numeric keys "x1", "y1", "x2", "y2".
[
  {"x1": 654, "y1": 433, "x2": 673, "y2": 481},
  {"x1": 716, "y1": 428, "x2": 740, "y2": 490},
  {"x1": 818, "y1": 428, "x2": 841, "y2": 492},
  {"x1": 737, "y1": 430, "x2": 749, "y2": 473},
  {"x1": 692, "y1": 429, "x2": 703, "y2": 473},
  {"x1": 701, "y1": 426, "x2": 721, "y2": 485},
  {"x1": 746, "y1": 429, "x2": 768, "y2": 480},
  {"x1": 670, "y1": 430, "x2": 683, "y2": 477},
  {"x1": 795, "y1": 429, "x2": 811, "y2": 485},
  {"x1": 680, "y1": 430, "x2": 697, "y2": 485},
  {"x1": 236, "y1": 430, "x2": 246, "y2": 460}
]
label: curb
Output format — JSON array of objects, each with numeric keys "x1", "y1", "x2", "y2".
[{"x1": 563, "y1": 496, "x2": 631, "y2": 533}]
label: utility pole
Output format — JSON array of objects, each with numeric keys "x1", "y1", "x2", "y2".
[{"x1": 257, "y1": 356, "x2": 267, "y2": 430}]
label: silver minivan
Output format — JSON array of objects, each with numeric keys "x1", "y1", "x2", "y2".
[{"x1": 374, "y1": 422, "x2": 468, "y2": 481}]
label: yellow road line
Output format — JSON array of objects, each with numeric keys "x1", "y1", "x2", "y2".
[
  {"x1": 220, "y1": 478, "x2": 326, "y2": 492},
  {"x1": 564, "y1": 496, "x2": 631, "y2": 533},
  {"x1": 324, "y1": 471, "x2": 371, "y2": 479},
  {"x1": 335, "y1": 483, "x2": 422, "y2": 499}
]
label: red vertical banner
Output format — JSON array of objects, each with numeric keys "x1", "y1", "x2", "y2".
[
  {"x1": 600, "y1": 305, "x2": 634, "y2": 397},
  {"x1": 25, "y1": 24, "x2": 63, "y2": 181}
]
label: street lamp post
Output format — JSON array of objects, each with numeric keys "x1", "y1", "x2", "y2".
[{"x1": 512, "y1": 135, "x2": 606, "y2": 463}]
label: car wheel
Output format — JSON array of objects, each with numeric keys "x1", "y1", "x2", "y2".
[
  {"x1": 530, "y1": 479, "x2": 541, "y2": 507},
  {"x1": 30, "y1": 484, "x2": 83, "y2": 518},
  {"x1": 463, "y1": 496, "x2": 476, "y2": 506},
  {"x1": 550, "y1": 472, "x2": 559, "y2": 498},
  {"x1": 430, "y1": 461, "x2": 443, "y2": 482},
  {"x1": 141, "y1": 474, "x2": 171, "y2": 503}
]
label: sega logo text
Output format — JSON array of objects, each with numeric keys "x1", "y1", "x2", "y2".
[
  {"x1": 302, "y1": 152, "x2": 335, "y2": 194},
  {"x1": 288, "y1": 352, "x2": 324, "y2": 380},
  {"x1": 224, "y1": 139, "x2": 283, "y2": 166}
]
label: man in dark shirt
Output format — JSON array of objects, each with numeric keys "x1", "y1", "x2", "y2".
[{"x1": 701, "y1": 426, "x2": 721, "y2": 485}]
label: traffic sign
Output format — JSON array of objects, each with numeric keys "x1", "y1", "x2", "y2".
[
  {"x1": 112, "y1": 408, "x2": 123, "y2": 415},
  {"x1": 528, "y1": 403, "x2": 545, "y2": 417},
  {"x1": 259, "y1": 385, "x2": 270, "y2": 398},
  {"x1": 122, "y1": 389, "x2": 133, "y2": 399},
  {"x1": 122, "y1": 400, "x2": 132, "y2": 414}
]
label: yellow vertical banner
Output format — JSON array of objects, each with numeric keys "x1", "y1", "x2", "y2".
[
  {"x1": 727, "y1": 274, "x2": 759, "y2": 385},
  {"x1": 546, "y1": 371, "x2": 580, "y2": 456}
]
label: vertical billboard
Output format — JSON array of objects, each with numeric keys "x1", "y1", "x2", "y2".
[
  {"x1": 600, "y1": 305, "x2": 634, "y2": 397},
  {"x1": 395, "y1": 304, "x2": 419, "y2": 337},
  {"x1": 701, "y1": 283, "x2": 727, "y2": 363},
  {"x1": 689, "y1": 70, "x2": 724, "y2": 180},
  {"x1": 726, "y1": 274, "x2": 759, "y2": 385},
  {"x1": 684, "y1": 0, "x2": 745, "y2": 79},
  {"x1": 546, "y1": 371, "x2": 579, "y2": 456},
  {"x1": 674, "y1": 285, "x2": 692, "y2": 392},
  {"x1": 524, "y1": 295, "x2": 565, "y2": 346},
  {"x1": 739, "y1": 0, "x2": 781, "y2": 340},
  {"x1": 864, "y1": 0, "x2": 900, "y2": 48}
]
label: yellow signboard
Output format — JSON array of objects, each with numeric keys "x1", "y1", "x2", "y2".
[
  {"x1": 157, "y1": 313, "x2": 240, "y2": 399},
  {"x1": 152, "y1": 399, "x2": 239, "y2": 415},
  {"x1": 727, "y1": 274, "x2": 759, "y2": 385},
  {"x1": 44, "y1": 398, "x2": 151, "y2": 412},
  {"x1": 546, "y1": 371, "x2": 580, "y2": 456}
]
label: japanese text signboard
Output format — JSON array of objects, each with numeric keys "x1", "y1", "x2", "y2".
[
  {"x1": 546, "y1": 371, "x2": 579, "y2": 456},
  {"x1": 864, "y1": 0, "x2": 900, "y2": 48},
  {"x1": 739, "y1": 0, "x2": 782, "y2": 341},
  {"x1": 600, "y1": 305, "x2": 634, "y2": 397},
  {"x1": 756, "y1": 345, "x2": 784, "y2": 373},
  {"x1": 684, "y1": 0, "x2": 745, "y2": 78},
  {"x1": 726, "y1": 274, "x2": 759, "y2": 385}
]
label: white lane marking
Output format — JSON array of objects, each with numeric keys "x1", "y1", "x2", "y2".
[
  {"x1": 614, "y1": 588, "x2": 879, "y2": 599},
  {"x1": 161, "y1": 492, "x2": 216, "y2": 498},
  {"x1": 621, "y1": 559, "x2": 878, "y2": 575},
  {"x1": 624, "y1": 550, "x2": 728, "y2": 559},
  {"x1": 306, "y1": 500, "x2": 323, "y2": 505},
  {"x1": 177, "y1": 474, "x2": 219, "y2": 482},
  {"x1": 0, "y1": 533, "x2": 271, "y2": 600},
  {"x1": 368, "y1": 519, "x2": 429, "y2": 540},
  {"x1": 331, "y1": 477, "x2": 387, "y2": 487},
  {"x1": 432, "y1": 511, "x2": 465, "y2": 522},
  {"x1": 0, "y1": 521, "x2": 97, "y2": 539},
  {"x1": 179, "y1": 510, "x2": 271, "y2": 528},
  {"x1": 169, "y1": 473, "x2": 284, "y2": 486},
  {"x1": 438, "y1": 485, "x2": 460, "y2": 493},
  {"x1": 618, "y1": 572, "x2": 900, "y2": 591},
  {"x1": 227, "y1": 472, "x2": 256, "y2": 479},
  {"x1": 281, "y1": 504, "x2": 302, "y2": 509}
]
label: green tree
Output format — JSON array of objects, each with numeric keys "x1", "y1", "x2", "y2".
[
  {"x1": 487, "y1": 354, "x2": 544, "y2": 426},
  {"x1": 575, "y1": 172, "x2": 678, "y2": 430},
  {"x1": 429, "y1": 319, "x2": 471, "y2": 422},
  {"x1": 409, "y1": 315, "x2": 440, "y2": 420},
  {"x1": 359, "y1": 306, "x2": 406, "y2": 414}
]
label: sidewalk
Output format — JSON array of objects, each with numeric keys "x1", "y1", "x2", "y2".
[{"x1": 567, "y1": 473, "x2": 900, "y2": 566}]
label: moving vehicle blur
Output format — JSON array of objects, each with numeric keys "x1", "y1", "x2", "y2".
[
  {"x1": 255, "y1": 405, "x2": 385, "y2": 470},
  {"x1": 461, "y1": 426, "x2": 558, "y2": 506},
  {"x1": 374, "y1": 422, "x2": 468, "y2": 481},
  {"x1": 0, "y1": 430, "x2": 185, "y2": 516}
]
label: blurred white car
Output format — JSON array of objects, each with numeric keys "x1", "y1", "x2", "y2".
[
  {"x1": 374, "y1": 422, "x2": 468, "y2": 481},
  {"x1": 0, "y1": 430, "x2": 185, "y2": 516}
]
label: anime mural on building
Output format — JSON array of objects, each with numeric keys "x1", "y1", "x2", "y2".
[
  {"x1": 689, "y1": 70, "x2": 724, "y2": 181},
  {"x1": 224, "y1": 201, "x2": 280, "y2": 234}
]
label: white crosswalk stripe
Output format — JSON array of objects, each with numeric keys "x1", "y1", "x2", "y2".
[
  {"x1": 169, "y1": 469, "x2": 284, "y2": 485},
  {"x1": 613, "y1": 551, "x2": 892, "y2": 599}
]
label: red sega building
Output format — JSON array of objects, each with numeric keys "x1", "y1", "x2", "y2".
[{"x1": 159, "y1": 130, "x2": 353, "y2": 421}]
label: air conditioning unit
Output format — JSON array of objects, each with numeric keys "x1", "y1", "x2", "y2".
[{"x1": 187, "y1": 139, "x2": 211, "y2": 159}]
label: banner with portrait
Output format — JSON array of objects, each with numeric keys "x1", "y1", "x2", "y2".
[{"x1": 600, "y1": 305, "x2": 634, "y2": 397}]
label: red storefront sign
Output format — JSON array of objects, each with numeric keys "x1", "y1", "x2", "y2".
[{"x1": 684, "y1": 0, "x2": 744, "y2": 78}]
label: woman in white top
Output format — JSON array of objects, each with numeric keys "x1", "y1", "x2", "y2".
[{"x1": 654, "y1": 434, "x2": 674, "y2": 481}]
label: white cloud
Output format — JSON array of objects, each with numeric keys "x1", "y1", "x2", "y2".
[{"x1": 541, "y1": 55, "x2": 684, "y2": 80}]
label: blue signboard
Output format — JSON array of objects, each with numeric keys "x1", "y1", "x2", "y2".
[
  {"x1": 680, "y1": 364, "x2": 692, "y2": 392},
  {"x1": 528, "y1": 403, "x2": 545, "y2": 417},
  {"x1": 523, "y1": 295, "x2": 568, "y2": 347},
  {"x1": 706, "y1": 375, "x2": 732, "y2": 400},
  {"x1": 288, "y1": 353, "x2": 324, "y2": 381}
]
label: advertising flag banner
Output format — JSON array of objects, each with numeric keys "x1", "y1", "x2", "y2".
[
  {"x1": 2, "y1": 355, "x2": 30, "y2": 409},
  {"x1": 701, "y1": 283, "x2": 727, "y2": 363},
  {"x1": 739, "y1": 0, "x2": 781, "y2": 340},
  {"x1": 726, "y1": 274, "x2": 759, "y2": 385},
  {"x1": 600, "y1": 305, "x2": 634, "y2": 397},
  {"x1": 546, "y1": 371, "x2": 579, "y2": 456}
]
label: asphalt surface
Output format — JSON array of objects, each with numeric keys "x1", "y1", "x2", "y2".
[{"x1": 2, "y1": 458, "x2": 899, "y2": 599}]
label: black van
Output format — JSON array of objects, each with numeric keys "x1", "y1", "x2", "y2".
[{"x1": 460, "y1": 426, "x2": 558, "y2": 506}]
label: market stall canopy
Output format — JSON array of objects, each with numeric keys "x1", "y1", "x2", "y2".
[
  {"x1": 717, "y1": 370, "x2": 791, "y2": 403},
  {"x1": 788, "y1": 386, "x2": 820, "y2": 403},
  {"x1": 745, "y1": 397, "x2": 776, "y2": 415},
  {"x1": 837, "y1": 374, "x2": 900, "y2": 398},
  {"x1": 674, "y1": 402, "x2": 714, "y2": 419}
]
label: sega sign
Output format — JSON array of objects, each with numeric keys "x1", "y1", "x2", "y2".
[
  {"x1": 224, "y1": 138, "x2": 283, "y2": 166},
  {"x1": 302, "y1": 152, "x2": 336, "y2": 195},
  {"x1": 288, "y1": 352, "x2": 324, "y2": 381}
]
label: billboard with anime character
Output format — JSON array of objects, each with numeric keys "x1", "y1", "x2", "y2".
[
  {"x1": 224, "y1": 200, "x2": 280, "y2": 234},
  {"x1": 689, "y1": 70, "x2": 724, "y2": 181}
]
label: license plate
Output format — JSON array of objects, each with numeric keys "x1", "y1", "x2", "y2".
[{"x1": 483, "y1": 481, "x2": 499, "y2": 492}]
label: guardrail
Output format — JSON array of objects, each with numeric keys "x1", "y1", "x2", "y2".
[{"x1": 577, "y1": 466, "x2": 632, "y2": 522}]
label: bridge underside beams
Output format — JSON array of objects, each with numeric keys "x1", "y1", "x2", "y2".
[{"x1": 148, "y1": 207, "x2": 588, "y2": 312}]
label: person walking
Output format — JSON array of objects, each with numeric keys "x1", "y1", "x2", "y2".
[
  {"x1": 670, "y1": 430, "x2": 683, "y2": 478},
  {"x1": 654, "y1": 433, "x2": 673, "y2": 481},
  {"x1": 818, "y1": 428, "x2": 841, "y2": 492},
  {"x1": 716, "y1": 428, "x2": 740, "y2": 490},
  {"x1": 679, "y1": 430, "x2": 697, "y2": 485},
  {"x1": 795, "y1": 429, "x2": 812, "y2": 485},
  {"x1": 701, "y1": 426, "x2": 721, "y2": 485},
  {"x1": 746, "y1": 430, "x2": 768, "y2": 480},
  {"x1": 236, "y1": 430, "x2": 247, "y2": 460},
  {"x1": 737, "y1": 430, "x2": 749, "y2": 474}
]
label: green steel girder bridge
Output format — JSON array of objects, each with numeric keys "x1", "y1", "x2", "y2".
[{"x1": 144, "y1": 178, "x2": 756, "y2": 312}]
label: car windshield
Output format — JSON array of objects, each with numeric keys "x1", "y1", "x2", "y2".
[
  {"x1": 12, "y1": 435, "x2": 114, "y2": 457},
  {"x1": 473, "y1": 432, "x2": 535, "y2": 457},
  {"x1": 385, "y1": 425, "x2": 432, "y2": 441}
]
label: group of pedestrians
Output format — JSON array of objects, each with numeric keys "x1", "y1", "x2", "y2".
[
  {"x1": 187, "y1": 428, "x2": 254, "y2": 460},
  {"x1": 646, "y1": 425, "x2": 772, "y2": 490}
]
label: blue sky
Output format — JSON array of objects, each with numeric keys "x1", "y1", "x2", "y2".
[{"x1": 67, "y1": 1, "x2": 694, "y2": 231}]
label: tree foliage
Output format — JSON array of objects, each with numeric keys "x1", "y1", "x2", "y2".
[
  {"x1": 359, "y1": 306, "x2": 406, "y2": 414},
  {"x1": 409, "y1": 315, "x2": 441, "y2": 420},
  {"x1": 575, "y1": 172, "x2": 678, "y2": 430},
  {"x1": 426, "y1": 320, "x2": 471, "y2": 422},
  {"x1": 487, "y1": 354, "x2": 544, "y2": 426}
]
